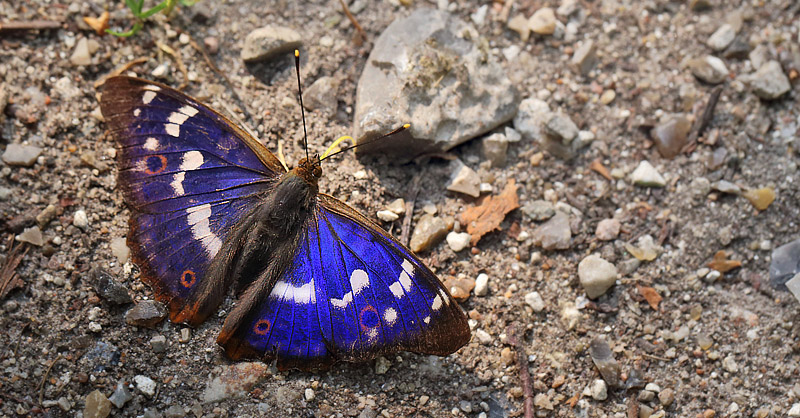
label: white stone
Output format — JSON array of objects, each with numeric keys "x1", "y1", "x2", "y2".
[
  {"x1": 2, "y1": 143, "x2": 43, "y2": 167},
  {"x1": 578, "y1": 255, "x2": 618, "y2": 299},
  {"x1": 70, "y1": 37, "x2": 91, "y2": 66},
  {"x1": 446, "y1": 160, "x2": 481, "y2": 197},
  {"x1": 377, "y1": 210, "x2": 399, "y2": 222},
  {"x1": 788, "y1": 403, "x2": 800, "y2": 417},
  {"x1": 722, "y1": 355, "x2": 738, "y2": 373},
  {"x1": 475, "y1": 329, "x2": 492, "y2": 345},
  {"x1": 707, "y1": 24, "x2": 736, "y2": 51},
  {"x1": 304, "y1": 388, "x2": 315, "y2": 401},
  {"x1": 446, "y1": 232, "x2": 471, "y2": 252},
  {"x1": 474, "y1": 273, "x2": 489, "y2": 296},
  {"x1": 630, "y1": 161, "x2": 666, "y2": 187},
  {"x1": 134, "y1": 375, "x2": 156, "y2": 397},
  {"x1": 73, "y1": 210, "x2": 89, "y2": 229},
  {"x1": 589, "y1": 379, "x2": 608, "y2": 400},
  {"x1": 524, "y1": 291, "x2": 545, "y2": 312}
]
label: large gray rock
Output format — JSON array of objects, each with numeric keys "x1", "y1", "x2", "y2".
[
  {"x1": 353, "y1": 9, "x2": 517, "y2": 158},
  {"x1": 241, "y1": 25, "x2": 301, "y2": 63}
]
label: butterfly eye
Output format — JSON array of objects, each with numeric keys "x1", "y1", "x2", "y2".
[{"x1": 313, "y1": 165, "x2": 322, "y2": 178}]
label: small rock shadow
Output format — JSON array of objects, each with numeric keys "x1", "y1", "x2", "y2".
[{"x1": 245, "y1": 53, "x2": 299, "y2": 86}]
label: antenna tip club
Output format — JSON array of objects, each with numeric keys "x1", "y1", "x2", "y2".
[
  {"x1": 294, "y1": 49, "x2": 300, "y2": 57},
  {"x1": 403, "y1": 123, "x2": 411, "y2": 129}
]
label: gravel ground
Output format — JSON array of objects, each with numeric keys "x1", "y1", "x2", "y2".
[{"x1": 1, "y1": 0, "x2": 799, "y2": 417}]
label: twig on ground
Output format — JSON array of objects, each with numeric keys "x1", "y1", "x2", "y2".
[
  {"x1": 682, "y1": 86, "x2": 723, "y2": 154},
  {"x1": 94, "y1": 57, "x2": 149, "y2": 88},
  {"x1": 0, "y1": 20, "x2": 61, "y2": 33},
  {"x1": 400, "y1": 174, "x2": 421, "y2": 246},
  {"x1": 157, "y1": 41, "x2": 189, "y2": 90},
  {"x1": 338, "y1": 0, "x2": 366, "y2": 45},
  {"x1": 38, "y1": 354, "x2": 62, "y2": 406},
  {"x1": 507, "y1": 326, "x2": 534, "y2": 418}
]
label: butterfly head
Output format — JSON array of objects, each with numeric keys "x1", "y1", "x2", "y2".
[{"x1": 295, "y1": 155, "x2": 322, "y2": 185}]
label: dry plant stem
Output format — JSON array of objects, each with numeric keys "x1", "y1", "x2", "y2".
[
  {"x1": 38, "y1": 354, "x2": 61, "y2": 405},
  {"x1": 157, "y1": 41, "x2": 189, "y2": 90},
  {"x1": 94, "y1": 57, "x2": 149, "y2": 88},
  {"x1": 400, "y1": 174, "x2": 421, "y2": 246},
  {"x1": 682, "y1": 86, "x2": 723, "y2": 154},
  {"x1": 507, "y1": 326, "x2": 534, "y2": 418},
  {"x1": 0, "y1": 20, "x2": 61, "y2": 32},
  {"x1": 338, "y1": 0, "x2": 366, "y2": 44}
]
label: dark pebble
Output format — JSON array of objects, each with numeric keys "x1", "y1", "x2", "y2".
[
  {"x1": 91, "y1": 268, "x2": 133, "y2": 305},
  {"x1": 125, "y1": 300, "x2": 168, "y2": 328},
  {"x1": 589, "y1": 337, "x2": 621, "y2": 388}
]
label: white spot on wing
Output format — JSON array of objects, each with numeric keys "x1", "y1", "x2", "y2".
[
  {"x1": 180, "y1": 150, "x2": 203, "y2": 171},
  {"x1": 423, "y1": 316, "x2": 430, "y2": 324},
  {"x1": 399, "y1": 272, "x2": 413, "y2": 292},
  {"x1": 350, "y1": 269, "x2": 369, "y2": 295},
  {"x1": 134, "y1": 108, "x2": 141, "y2": 117},
  {"x1": 401, "y1": 259, "x2": 415, "y2": 276},
  {"x1": 186, "y1": 203, "x2": 221, "y2": 257},
  {"x1": 143, "y1": 91, "x2": 156, "y2": 104},
  {"x1": 330, "y1": 292, "x2": 353, "y2": 309},
  {"x1": 271, "y1": 279, "x2": 316, "y2": 304},
  {"x1": 171, "y1": 172, "x2": 185, "y2": 195},
  {"x1": 431, "y1": 295, "x2": 443, "y2": 311},
  {"x1": 389, "y1": 282, "x2": 404, "y2": 298},
  {"x1": 165, "y1": 123, "x2": 180, "y2": 137},
  {"x1": 439, "y1": 288, "x2": 451, "y2": 305},
  {"x1": 383, "y1": 308, "x2": 397, "y2": 325},
  {"x1": 168, "y1": 111, "x2": 190, "y2": 125},
  {"x1": 143, "y1": 137, "x2": 159, "y2": 151},
  {"x1": 143, "y1": 85, "x2": 161, "y2": 91},
  {"x1": 178, "y1": 105, "x2": 199, "y2": 117}
]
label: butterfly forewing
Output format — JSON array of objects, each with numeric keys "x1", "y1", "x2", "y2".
[{"x1": 101, "y1": 76, "x2": 283, "y2": 321}]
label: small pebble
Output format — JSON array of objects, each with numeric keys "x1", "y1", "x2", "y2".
[
  {"x1": 375, "y1": 356, "x2": 391, "y2": 375},
  {"x1": 524, "y1": 291, "x2": 545, "y2": 312},
  {"x1": 70, "y1": 37, "x2": 91, "y2": 66},
  {"x1": 482, "y1": 133, "x2": 508, "y2": 168},
  {"x1": 658, "y1": 388, "x2": 675, "y2": 406},
  {"x1": 528, "y1": 7, "x2": 556, "y2": 35},
  {"x1": 409, "y1": 215, "x2": 448, "y2": 253},
  {"x1": 688, "y1": 55, "x2": 728, "y2": 84},
  {"x1": 522, "y1": 200, "x2": 555, "y2": 221},
  {"x1": 474, "y1": 273, "x2": 489, "y2": 296},
  {"x1": 2, "y1": 143, "x2": 43, "y2": 167},
  {"x1": 150, "y1": 335, "x2": 168, "y2": 353},
  {"x1": 109, "y1": 381, "x2": 133, "y2": 408},
  {"x1": 446, "y1": 160, "x2": 481, "y2": 197},
  {"x1": 446, "y1": 232, "x2": 471, "y2": 252},
  {"x1": 304, "y1": 388, "x2": 315, "y2": 401},
  {"x1": 578, "y1": 255, "x2": 618, "y2": 298},
  {"x1": 749, "y1": 61, "x2": 790, "y2": 99},
  {"x1": 475, "y1": 329, "x2": 492, "y2": 345},
  {"x1": 571, "y1": 40, "x2": 597, "y2": 75},
  {"x1": 179, "y1": 328, "x2": 192, "y2": 343},
  {"x1": 134, "y1": 375, "x2": 157, "y2": 397},
  {"x1": 241, "y1": 25, "x2": 302, "y2": 62},
  {"x1": 84, "y1": 390, "x2": 111, "y2": 418},
  {"x1": 500, "y1": 347, "x2": 514, "y2": 365},
  {"x1": 707, "y1": 24, "x2": 736, "y2": 51},
  {"x1": 385, "y1": 199, "x2": 406, "y2": 215},
  {"x1": 595, "y1": 219, "x2": 621, "y2": 241},
  {"x1": 17, "y1": 226, "x2": 44, "y2": 246},
  {"x1": 589, "y1": 379, "x2": 608, "y2": 400},
  {"x1": 531, "y1": 212, "x2": 571, "y2": 250},
  {"x1": 377, "y1": 210, "x2": 399, "y2": 222},
  {"x1": 630, "y1": 161, "x2": 666, "y2": 187},
  {"x1": 125, "y1": 300, "x2": 168, "y2": 328},
  {"x1": 73, "y1": 210, "x2": 89, "y2": 229},
  {"x1": 742, "y1": 187, "x2": 775, "y2": 211}
]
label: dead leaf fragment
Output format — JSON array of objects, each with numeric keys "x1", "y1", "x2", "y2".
[
  {"x1": 707, "y1": 250, "x2": 742, "y2": 273},
  {"x1": 590, "y1": 158, "x2": 612, "y2": 181},
  {"x1": 459, "y1": 180, "x2": 520, "y2": 245},
  {"x1": 83, "y1": 11, "x2": 109, "y2": 36},
  {"x1": 742, "y1": 187, "x2": 775, "y2": 211},
  {"x1": 637, "y1": 285, "x2": 662, "y2": 310},
  {"x1": 1, "y1": 240, "x2": 29, "y2": 299}
]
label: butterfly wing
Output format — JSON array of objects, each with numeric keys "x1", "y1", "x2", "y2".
[
  {"x1": 219, "y1": 194, "x2": 471, "y2": 369},
  {"x1": 100, "y1": 76, "x2": 285, "y2": 323}
]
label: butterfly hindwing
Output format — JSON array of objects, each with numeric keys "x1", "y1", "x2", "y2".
[
  {"x1": 220, "y1": 194, "x2": 471, "y2": 369},
  {"x1": 101, "y1": 76, "x2": 284, "y2": 321}
]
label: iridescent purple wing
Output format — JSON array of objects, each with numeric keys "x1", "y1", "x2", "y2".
[
  {"x1": 220, "y1": 194, "x2": 471, "y2": 369},
  {"x1": 100, "y1": 76, "x2": 285, "y2": 322}
]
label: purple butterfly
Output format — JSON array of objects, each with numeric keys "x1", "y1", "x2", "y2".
[{"x1": 99, "y1": 71, "x2": 470, "y2": 370}]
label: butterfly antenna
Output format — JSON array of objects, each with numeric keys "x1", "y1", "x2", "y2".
[
  {"x1": 320, "y1": 124, "x2": 411, "y2": 161},
  {"x1": 294, "y1": 49, "x2": 310, "y2": 162}
]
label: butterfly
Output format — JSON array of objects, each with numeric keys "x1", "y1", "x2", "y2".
[{"x1": 99, "y1": 67, "x2": 470, "y2": 370}]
